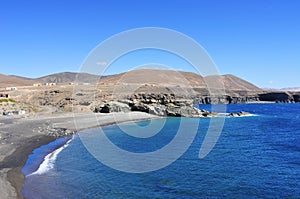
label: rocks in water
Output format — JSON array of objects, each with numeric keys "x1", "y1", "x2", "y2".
[{"x1": 228, "y1": 111, "x2": 251, "y2": 117}]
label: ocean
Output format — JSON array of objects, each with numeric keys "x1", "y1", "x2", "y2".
[{"x1": 21, "y1": 104, "x2": 300, "y2": 198}]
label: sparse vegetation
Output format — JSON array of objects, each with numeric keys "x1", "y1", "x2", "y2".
[{"x1": 0, "y1": 98, "x2": 17, "y2": 103}]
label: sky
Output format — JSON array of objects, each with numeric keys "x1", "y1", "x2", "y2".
[{"x1": 0, "y1": 0, "x2": 299, "y2": 88}]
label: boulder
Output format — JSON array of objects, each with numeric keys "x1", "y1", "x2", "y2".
[
  {"x1": 228, "y1": 111, "x2": 251, "y2": 117},
  {"x1": 131, "y1": 103, "x2": 150, "y2": 113},
  {"x1": 99, "y1": 104, "x2": 110, "y2": 113}
]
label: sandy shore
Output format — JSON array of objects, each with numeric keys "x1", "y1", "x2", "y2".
[{"x1": 0, "y1": 112, "x2": 158, "y2": 199}]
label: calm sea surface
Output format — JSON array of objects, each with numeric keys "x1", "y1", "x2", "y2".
[{"x1": 22, "y1": 104, "x2": 300, "y2": 198}]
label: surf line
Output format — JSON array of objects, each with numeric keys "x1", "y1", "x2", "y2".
[{"x1": 26, "y1": 134, "x2": 76, "y2": 177}]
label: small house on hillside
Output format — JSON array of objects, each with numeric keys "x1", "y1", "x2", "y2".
[
  {"x1": 45, "y1": 83, "x2": 56, "y2": 86},
  {"x1": 33, "y1": 83, "x2": 42, "y2": 87},
  {"x1": 5, "y1": 87, "x2": 17, "y2": 91}
]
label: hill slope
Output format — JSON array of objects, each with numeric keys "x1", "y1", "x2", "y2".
[
  {"x1": 0, "y1": 74, "x2": 35, "y2": 87},
  {"x1": 36, "y1": 72, "x2": 100, "y2": 84},
  {"x1": 99, "y1": 69, "x2": 262, "y2": 91},
  {"x1": 0, "y1": 69, "x2": 262, "y2": 93},
  {"x1": 204, "y1": 74, "x2": 261, "y2": 91}
]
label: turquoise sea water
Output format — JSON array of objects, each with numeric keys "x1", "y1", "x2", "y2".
[{"x1": 22, "y1": 104, "x2": 300, "y2": 198}]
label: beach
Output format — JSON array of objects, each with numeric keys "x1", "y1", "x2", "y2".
[{"x1": 0, "y1": 112, "x2": 158, "y2": 199}]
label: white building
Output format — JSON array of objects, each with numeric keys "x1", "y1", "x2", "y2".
[{"x1": 5, "y1": 87, "x2": 17, "y2": 91}]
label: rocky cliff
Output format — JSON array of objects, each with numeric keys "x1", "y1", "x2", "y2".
[{"x1": 258, "y1": 92, "x2": 300, "y2": 103}]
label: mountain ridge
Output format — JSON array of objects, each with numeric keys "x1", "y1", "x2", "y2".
[{"x1": 0, "y1": 69, "x2": 261, "y2": 92}]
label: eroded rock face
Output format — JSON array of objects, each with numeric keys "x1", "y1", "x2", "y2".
[
  {"x1": 95, "y1": 100, "x2": 218, "y2": 117},
  {"x1": 129, "y1": 93, "x2": 176, "y2": 105},
  {"x1": 258, "y1": 92, "x2": 293, "y2": 103},
  {"x1": 292, "y1": 94, "x2": 300, "y2": 102},
  {"x1": 194, "y1": 96, "x2": 260, "y2": 104},
  {"x1": 93, "y1": 99, "x2": 252, "y2": 118}
]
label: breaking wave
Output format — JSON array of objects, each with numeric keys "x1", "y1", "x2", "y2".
[{"x1": 27, "y1": 136, "x2": 75, "y2": 176}]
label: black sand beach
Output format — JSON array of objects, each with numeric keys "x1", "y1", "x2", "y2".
[{"x1": 0, "y1": 112, "x2": 158, "y2": 199}]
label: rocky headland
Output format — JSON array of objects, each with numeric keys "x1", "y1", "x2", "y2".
[{"x1": 1, "y1": 69, "x2": 299, "y2": 119}]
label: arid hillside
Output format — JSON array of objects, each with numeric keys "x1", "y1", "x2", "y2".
[
  {"x1": 98, "y1": 69, "x2": 261, "y2": 91},
  {"x1": 0, "y1": 72, "x2": 100, "y2": 87},
  {"x1": 36, "y1": 72, "x2": 100, "y2": 84},
  {"x1": 0, "y1": 74, "x2": 35, "y2": 87}
]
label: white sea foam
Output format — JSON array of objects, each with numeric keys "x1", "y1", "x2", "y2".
[
  {"x1": 237, "y1": 113, "x2": 258, "y2": 117},
  {"x1": 27, "y1": 136, "x2": 74, "y2": 176},
  {"x1": 216, "y1": 113, "x2": 228, "y2": 117},
  {"x1": 216, "y1": 113, "x2": 258, "y2": 118}
]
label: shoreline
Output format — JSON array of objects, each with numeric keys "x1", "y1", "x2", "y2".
[
  {"x1": 6, "y1": 135, "x2": 56, "y2": 199},
  {"x1": 0, "y1": 103, "x2": 281, "y2": 199},
  {"x1": 0, "y1": 112, "x2": 159, "y2": 199}
]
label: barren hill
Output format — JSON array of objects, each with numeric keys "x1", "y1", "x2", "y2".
[
  {"x1": 204, "y1": 74, "x2": 261, "y2": 91},
  {"x1": 0, "y1": 72, "x2": 102, "y2": 87},
  {"x1": 99, "y1": 69, "x2": 262, "y2": 91},
  {"x1": 36, "y1": 72, "x2": 100, "y2": 84},
  {"x1": 0, "y1": 74, "x2": 35, "y2": 87},
  {"x1": 0, "y1": 69, "x2": 262, "y2": 92},
  {"x1": 99, "y1": 69, "x2": 205, "y2": 86}
]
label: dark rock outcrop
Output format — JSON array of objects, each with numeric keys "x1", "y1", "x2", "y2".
[
  {"x1": 228, "y1": 111, "x2": 251, "y2": 117},
  {"x1": 258, "y1": 92, "x2": 293, "y2": 103},
  {"x1": 93, "y1": 99, "x2": 252, "y2": 118},
  {"x1": 193, "y1": 95, "x2": 260, "y2": 104},
  {"x1": 131, "y1": 103, "x2": 150, "y2": 113},
  {"x1": 293, "y1": 94, "x2": 300, "y2": 102},
  {"x1": 99, "y1": 100, "x2": 217, "y2": 117}
]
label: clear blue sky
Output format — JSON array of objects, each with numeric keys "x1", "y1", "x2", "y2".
[{"x1": 0, "y1": 0, "x2": 299, "y2": 88}]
